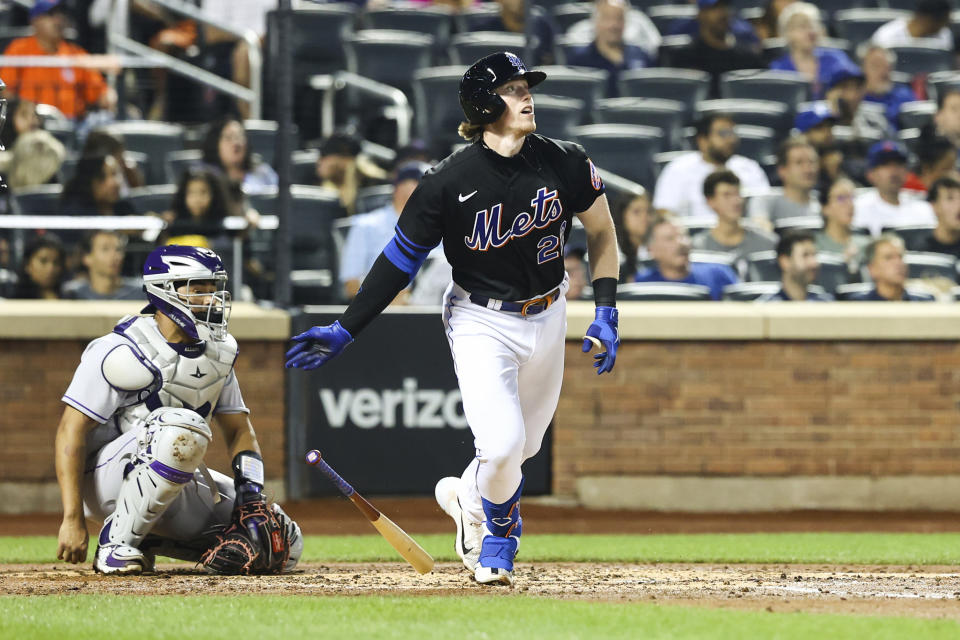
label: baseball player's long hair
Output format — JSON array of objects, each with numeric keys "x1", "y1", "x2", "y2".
[{"x1": 458, "y1": 121, "x2": 484, "y2": 142}]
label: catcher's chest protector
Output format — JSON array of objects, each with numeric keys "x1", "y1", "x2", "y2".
[{"x1": 110, "y1": 316, "x2": 238, "y2": 434}]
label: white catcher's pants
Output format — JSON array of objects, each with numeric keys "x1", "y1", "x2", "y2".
[
  {"x1": 442, "y1": 279, "x2": 567, "y2": 524},
  {"x1": 83, "y1": 429, "x2": 235, "y2": 541}
]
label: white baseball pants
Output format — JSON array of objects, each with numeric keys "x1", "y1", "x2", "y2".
[{"x1": 442, "y1": 279, "x2": 567, "y2": 524}]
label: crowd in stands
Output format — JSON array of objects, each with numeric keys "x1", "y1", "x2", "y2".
[{"x1": 3, "y1": 0, "x2": 960, "y2": 306}]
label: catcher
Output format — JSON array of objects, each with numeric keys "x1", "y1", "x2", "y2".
[{"x1": 54, "y1": 244, "x2": 302, "y2": 575}]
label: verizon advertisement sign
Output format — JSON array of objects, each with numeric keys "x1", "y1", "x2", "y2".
[{"x1": 287, "y1": 311, "x2": 551, "y2": 496}]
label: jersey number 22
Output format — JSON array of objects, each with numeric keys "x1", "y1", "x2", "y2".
[{"x1": 536, "y1": 221, "x2": 567, "y2": 265}]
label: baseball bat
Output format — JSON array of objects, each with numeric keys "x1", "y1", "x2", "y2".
[{"x1": 304, "y1": 449, "x2": 434, "y2": 575}]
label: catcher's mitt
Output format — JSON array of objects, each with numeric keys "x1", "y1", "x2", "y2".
[{"x1": 201, "y1": 500, "x2": 293, "y2": 575}]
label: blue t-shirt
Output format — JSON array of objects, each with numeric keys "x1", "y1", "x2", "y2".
[
  {"x1": 864, "y1": 84, "x2": 918, "y2": 130},
  {"x1": 769, "y1": 48, "x2": 855, "y2": 99},
  {"x1": 635, "y1": 262, "x2": 739, "y2": 300},
  {"x1": 565, "y1": 41, "x2": 651, "y2": 98}
]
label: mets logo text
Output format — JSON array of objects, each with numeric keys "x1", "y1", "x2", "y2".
[
  {"x1": 464, "y1": 187, "x2": 563, "y2": 251},
  {"x1": 589, "y1": 159, "x2": 603, "y2": 191}
]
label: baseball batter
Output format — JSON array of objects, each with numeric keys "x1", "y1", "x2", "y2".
[
  {"x1": 286, "y1": 52, "x2": 620, "y2": 585},
  {"x1": 55, "y1": 245, "x2": 302, "y2": 575}
]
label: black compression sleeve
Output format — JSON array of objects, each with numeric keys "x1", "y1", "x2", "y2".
[
  {"x1": 339, "y1": 253, "x2": 411, "y2": 336},
  {"x1": 592, "y1": 277, "x2": 618, "y2": 308}
]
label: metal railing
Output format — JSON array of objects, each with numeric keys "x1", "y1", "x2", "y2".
[{"x1": 312, "y1": 71, "x2": 413, "y2": 147}]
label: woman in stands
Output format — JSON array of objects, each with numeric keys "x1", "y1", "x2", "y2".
[
  {"x1": 815, "y1": 176, "x2": 869, "y2": 269},
  {"x1": 82, "y1": 130, "x2": 146, "y2": 196},
  {"x1": 768, "y1": 2, "x2": 855, "y2": 99},
  {"x1": 11, "y1": 234, "x2": 68, "y2": 299},
  {"x1": 60, "y1": 153, "x2": 136, "y2": 216},
  {"x1": 611, "y1": 191, "x2": 652, "y2": 283},
  {"x1": 164, "y1": 167, "x2": 235, "y2": 245},
  {"x1": 202, "y1": 117, "x2": 277, "y2": 199}
]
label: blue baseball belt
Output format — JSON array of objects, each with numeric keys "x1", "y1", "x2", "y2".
[{"x1": 469, "y1": 286, "x2": 562, "y2": 316}]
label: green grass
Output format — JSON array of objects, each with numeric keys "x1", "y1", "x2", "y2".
[
  {"x1": 3, "y1": 594, "x2": 960, "y2": 640},
  {"x1": 4, "y1": 532, "x2": 960, "y2": 565}
]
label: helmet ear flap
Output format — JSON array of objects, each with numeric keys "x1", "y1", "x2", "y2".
[{"x1": 471, "y1": 89, "x2": 506, "y2": 125}]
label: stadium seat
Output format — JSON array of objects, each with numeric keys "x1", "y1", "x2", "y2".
[
  {"x1": 532, "y1": 95, "x2": 586, "y2": 138},
  {"x1": 898, "y1": 127, "x2": 923, "y2": 155},
  {"x1": 722, "y1": 281, "x2": 779, "y2": 301},
  {"x1": 814, "y1": 252, "x2": 851, "y2": 295},
  {"x1": 618, "y1": 68, "x2": 710, "y2": 120},
  {"x1": 832, "y1": 9, "x2": 909, "y2": 49},
  {"x1": 677, "y1": 215, "x2": 716, "y2": 239},
  {"x1": 834, "y1": 282, "x2": 872, "y2": 300},
  {"x1": 719, "y1": 70, "x2": 811, "y2": 113},
  {"x1": 617, "y1": 281, "x2": 712, "y2": 301},
  {"x1": 98, "y1": 121, "x2": 185, "y2": 186},
  {"x1": 570, "y1": 124, "x2": 663, "y2": 188},
  {"x1": 555, "y1": 34, "x2": 592, "y2": 66},
  {"x1": 904, "y1": 251, "x2": 957, "y2": 281},
  {"x1": 889, "y1": 45, "x2": 954, "y2": 77},
  {"x1": 690, "y1": 250, "x2": 737, "y2": 267},
  {"x1": 267, "y1": 5, "x2": 356, "y2": 81},
  {"x1": 746, "y1": 250, "x2": 778, "y2": 282},
  {"x1": 653, "y1": 150, "x2": 688, "y2": 182},
  {"x1": 593, "y1": 97, "x2": 686, "y2": 151},
  {"x1": 449, "y1": 32, "x2": 526, "y2": 67},
  {"x1": 128, "y1": 184, "x2": 177, "y2": 216},
  {"x1": 646, "y1": 5, "x2": 696, "y2": 35},
  {"x1": 694, "y1": 99, "x2": 792, "y2": 132},
  {"x1": 356, "y1": 184, "x2": 394, "y2": 214},
  {"x1": 43, "y1": 120, "x2": 76, "y2": 151},
  {"x1": 344, "y1": 30, "x2": 435, "y2": 96},
  {"x1": 773, "y1": 216, "x2": 824, "y2": 234},
  {"x1": 292, "y1": 149, "x2": 319, "y2": 185},
  {"x1": 884, "y1": 223, "x2": 935, "y2": 251},
  {"x1": 243, "y1": 120, "x2": 299, "y2": 168},
  {"x1": 289, "y1": 185, "x2": 344, "y2": 304},
  {"x1": 734, "y1": 125, "x2": 777, "y2": 163},
  {"x1": 165, "y1": 149, "x2": 203, "y2": 184},
  {"x1": 363, "y1": 5, "x2": 453, "y2": 45},
  {"x1": 552, "y1": 3, "x2": 593, "y2": 32},
  {"x1": 531, "y1": 66, "x2": 607, "y2": 116},
  {"x1": 12, "y1": 184, "x2": 62, "y2": 215},
  {"x1": 656, "y1": 34, "x2": 694, "y2": 69},
  {"x1": 412, "y1": 66, "x2": 468, "y2": 147},
  {"x1": 456, "y1": 5, "x2": 505, "y2": 32}
]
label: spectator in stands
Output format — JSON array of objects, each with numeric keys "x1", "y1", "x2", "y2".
[
  {"x1": 693, "y1": 170, "x2": 776, "y2": 266},
  {"x1": 904, "y1": 135, "x2": 957, "y2": 195},
  {"x1": 6, "y1": 129, "x2": 65, "y2": 191},
  {"x1": 667, "y1": 0, "x2": 759, "y2": 49},
  {"x1": 752, "y1": 0, "x2": 797, "y2": 41},
  {"x1": 317, "y1": 133, "x2": 363, "y2": 216},
  {"x1": 653, "y1": 112, "x2": 769, "y2": 219},
  {"x1": 564, "y1": 246, "x2": 590, "y2": 300},
  {"x1": 60, "y1": 153, "x2": 135, "y2": 216},
  {"x1": 611, "y1": 190, "x2": 652, "y2": 282},
  {"x1": 202, "y1": 117, "x2": 277, "y2": 197},
  {"x1": 823, "y1": 62, "x2": 891, "y2": 144},
  {"x1": 0, "y1": 0, "x2": 114, "y2": 121},
  {"x1": 932, "y1": 86, "x2": 960, "y2": 149},
  {"x1": 11, "y1": 234, "x2": 67, "y2": 299},
  {"x1": 567, "y1": 0, "x2": 661, "y2": 60},
  {"x1": 164, "y1": 167, "x2": 235, "y2": 244},
  {"x1": 62, "y1": 230, "x2": 140, "y2": 300},
  {"x1": 565, "y1": 0, "x2": 651, "y2": 98},
  {"x1": 751, "y1": 137, "x2": 820, "y2": 224},
  {"x1": 636, "y1": 214, "x2": 739, "y2": 300},
  {"x1": 871, "y1": 0, "x2": 953, "y2": 51},
  {"x1": 815, "y1": 176, "x2": 869, "y2": 264},
  {"x1": 668, "y1": 0, "x2": 763, "y2": 98},
  {"x1": 860, "y1": 44, "x2": 917, "y2": 130},
  {"x1": 474, "y1": 0, "x2": 556, "y2": 66},
  {"x1": 794, "y1": 103, "x2": 848, "y2": 196},
  {"x1": 0, "y1": 98, "x2": 40, "y2": 150},
  {"x1": 759, "y1": 231, "x2": 832, "y2": 301},
  {"x1": 853, "y1": 141, "x2": 936, "y2": 236},
  {"x1": 768, "y1": 3, "x2": 855, "y2": 99},
  {"x1": 918, "y1": 176, "x2": 960, "y2": 258},
  {"x1": 339, "y1": 162, "x2": 430, "y2": 301},
  {"x1": 851, "y1": 234, "x2": 933, "y2": 301},
  {"x1": 82, "y1": 130, "x2": 145, "y2": 196}
]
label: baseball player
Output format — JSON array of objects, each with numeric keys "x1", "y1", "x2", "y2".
[
  {"x1": 286, "y1": 52, "x2": 620, "y2": 585},
  {"x1": 55, "y1": 245, "x2": 302, "y2": 575}
]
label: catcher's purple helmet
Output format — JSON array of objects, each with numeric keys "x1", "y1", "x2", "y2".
[{"x1": 142, "y1": 245, "x2": 231, "y2": 341}]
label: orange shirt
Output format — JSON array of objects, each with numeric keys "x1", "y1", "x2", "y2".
[{"x1": 1, "y1": 36, "x2": 107, "y2": 119}]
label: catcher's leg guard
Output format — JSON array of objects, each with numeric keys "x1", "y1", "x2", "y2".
[{"x1": 95, "y1": 408, "x2": 212, "y2": 575}]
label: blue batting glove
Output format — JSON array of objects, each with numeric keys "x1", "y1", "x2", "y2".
[
  {"x1": 581, "y1": 306, "x2": 619, "y2": 375},
  {"x1": 285, "y1": 321, "x2": 354, "y2": 370}
]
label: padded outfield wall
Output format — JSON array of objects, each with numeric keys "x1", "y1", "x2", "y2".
[{"x1": 3, "y1": 300, "x2": 960, "y2": 512}]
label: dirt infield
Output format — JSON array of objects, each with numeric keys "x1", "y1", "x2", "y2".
[{"x1": 3, "y1": 562, "x2": 960, "y2": 619}]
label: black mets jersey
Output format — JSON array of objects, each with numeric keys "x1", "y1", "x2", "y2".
[{"x1": 396, "y1": 134, "x2": 605, "y2": 301}]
